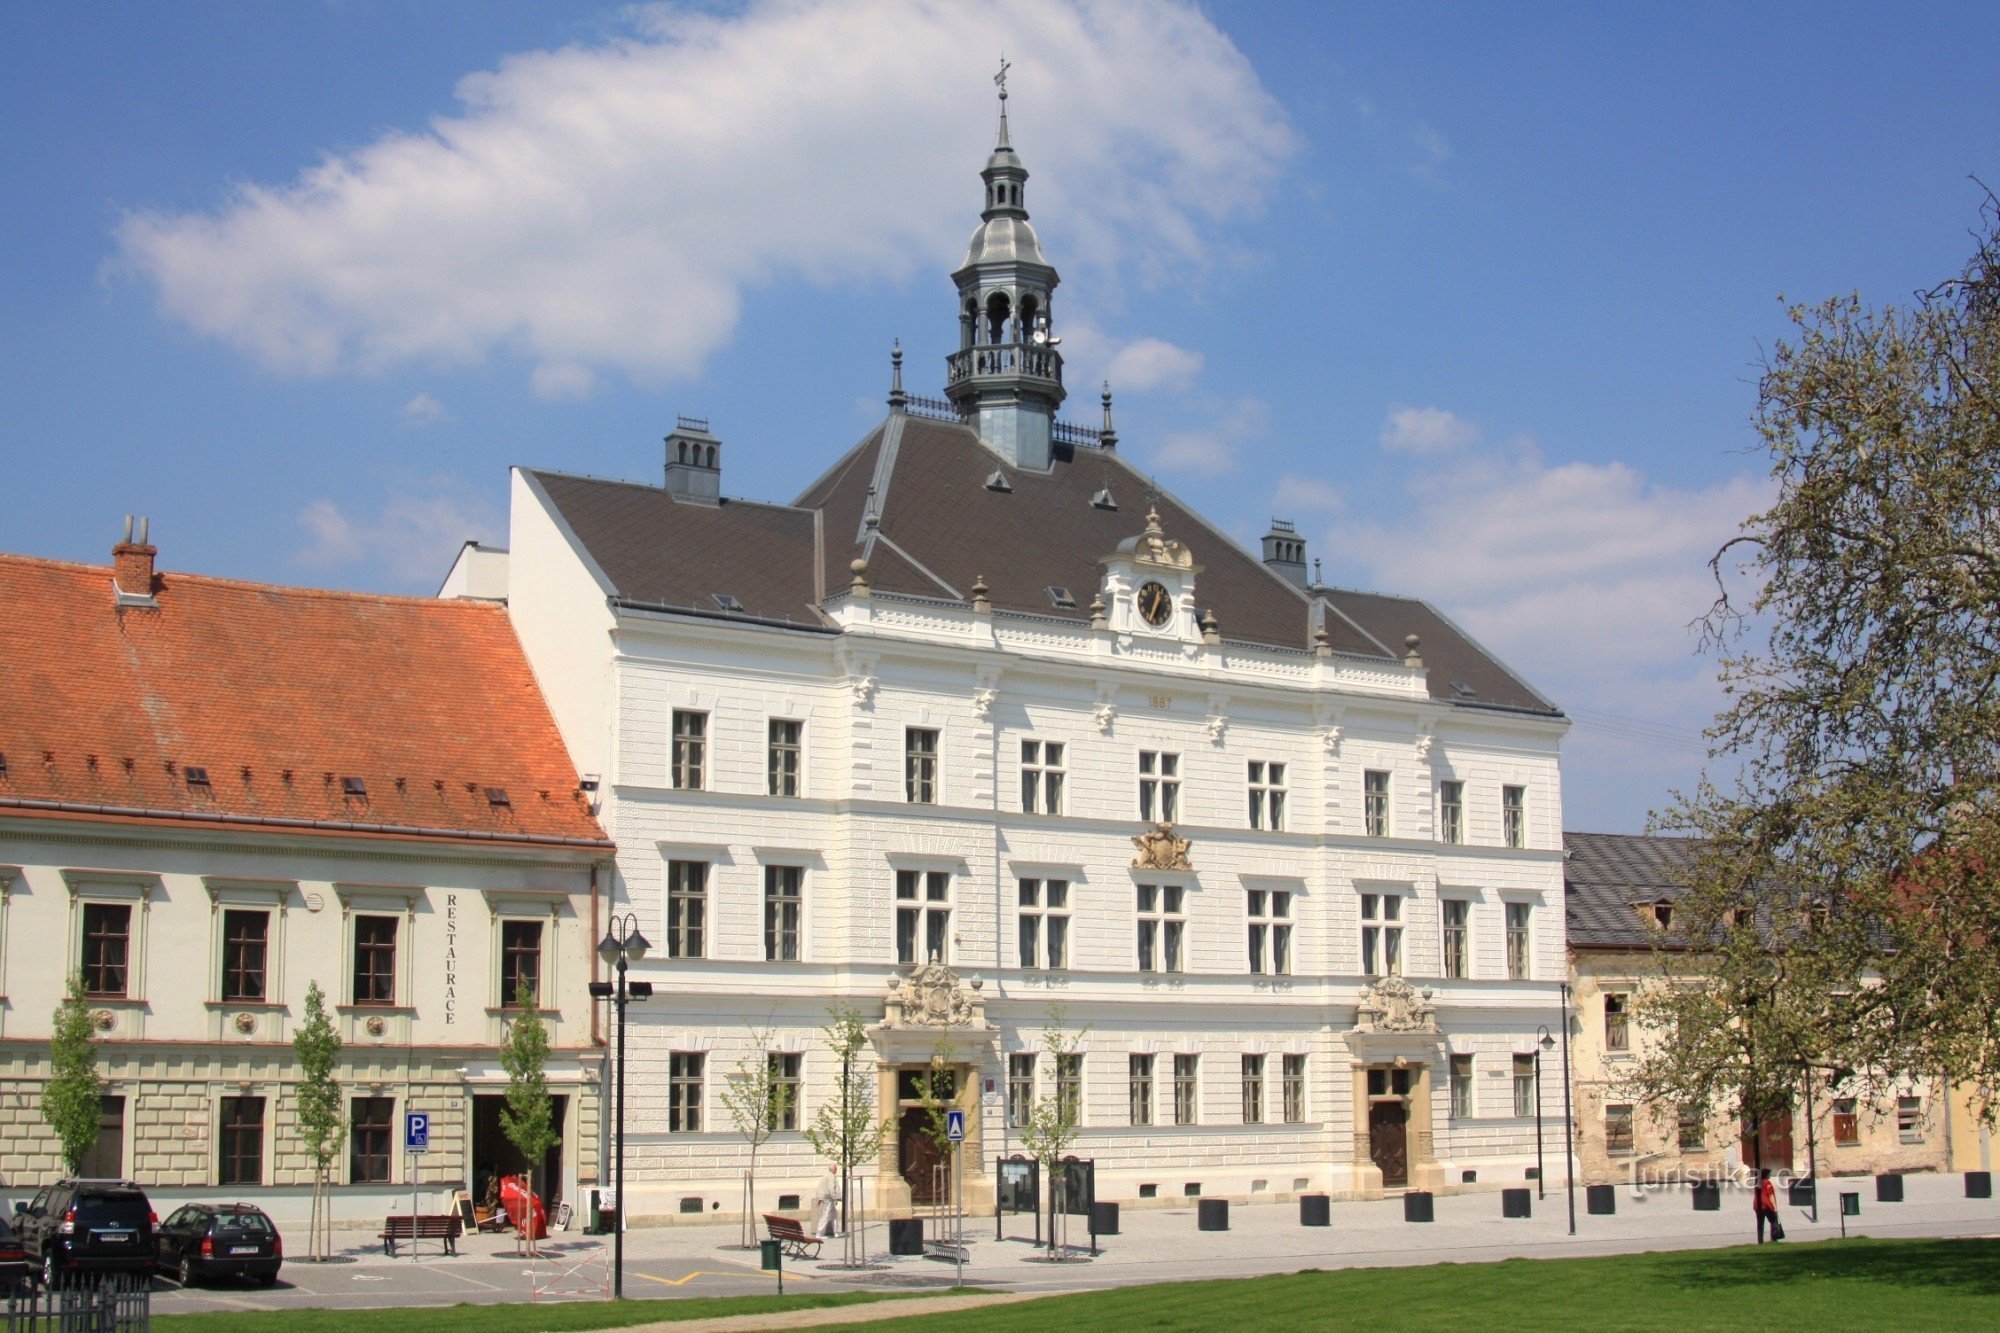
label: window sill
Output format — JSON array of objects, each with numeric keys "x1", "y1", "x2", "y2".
[
  {"x1": 339, "y1": 1004, "x2": 414, "y2": 1015},
  {"x1": 206, "y1": 1000, "x2": 287, "y2": 1011}
]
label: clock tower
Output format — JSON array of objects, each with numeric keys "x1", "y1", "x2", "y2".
[{"x1": 1099, "y1": 509, "x2": 1204, "y2": 643}]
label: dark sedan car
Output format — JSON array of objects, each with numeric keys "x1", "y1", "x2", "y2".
[
  {"x1": 0, "y1": 1213, "x2": 28, "y2": 1292},
  {"x1": 155, "y1": 1204, "x2": 282, "y2": 1287}
]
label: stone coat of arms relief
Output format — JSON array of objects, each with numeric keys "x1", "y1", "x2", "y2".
[{"x1": 1130, "y1": 822, "x2": 1193, "y2": 871}]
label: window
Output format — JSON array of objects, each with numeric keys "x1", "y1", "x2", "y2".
[
  {"x1": 768, "y1": 1053, "x2": 801, "y2": 1131},
  {"x1": 1282, "y1": 1055, "x2": 1306, "y2": 1123},
  {"x1": 668, "y1": 861, "x2": 708, "y2": 959},
  {"x1": 1441, "y1": 899, "x2": 1469, "y2": 979},
  {"x1": 1502, "y1": 785, "x2": 1526, "y2": 848},
  {"x1": 1505, "y1": 902, "x2": 1532, "y2": 980},
  {"x1": 1364, "y1": 770, "x2": 1390, "y2": 837},
  {"x1": 1138, "y1": 751, "x2": 1180, "y2": 822},
  {"x1": 1246, "y1": 889, "x2": 1292, "y2": 976},
  {"x1": 1678, "y1": 1105, "x2": 1706, "y2": 1152},
  {"x1": 1605, "y1": 1103, "x2": 1636, "y2": 1155},
  {"x1": 221, "y1": 909, "x2": 268, "y2": 1002},
  {"x1": 1242, "y1": 1055, "x2": 1266, "y2": 1125},
  {"x1": 350, "y1": 1097, "x2": 393, "y2": 1183},
  {"x1": 672, "y1": 710, "x2": 707, "y2": 790},
  {"x1": 905, "y1": 728, "x2": 939, "y2": 803},
  {"x1": 896, "y1": 870, "x2": 951, "y2": 965},
  {"x1": 1604, "y1": 993, "x2": 1630, "y2": 1052},
  {"x1": 1898, "y1": 1096, "x2": 1924, "y2": 1144},
  {"x1": 353, "y1": 915, "x2": 398, "y2": 1006},
  {"x1": 1018, "y1": 879, "x2": 1069, "y2": 970},
  {"x1": 1439, "y1": 780, "x2": 1464, "y2": 845},
  {"x1": 1449, "y1": 1055, "x2": 1474, "y2": 1119},
  {"x1": 1833, "y1": 1098, "x2": 1860, "y2": 1146},
  {"x1": 1514, "y1": 1055, "x2": 1537, "y2": 1118},
  {"x1": 1129, "y1": 1054, "x2": 1155, "y2": 1126},
  {"x1": 1248, "y1": 761, "x2": 1286, "y2": 831},
  {"x1": 764, "y1": 866, "x2": 802, "y2": 962},
  {"x1": 1137, "y1": 884, "x2": 1186, "y2": 973},
  {"x1": 1021, "y1": 740, "x2": 1065, "y2": 815},
  {"x1": 501, "y1": 919, "x2": 543, "y2": 1006},
  {"x1": 1008, "y1": 1054, "x2": 1036, "y2": 1128},
  {"x1": 768, "y1": 719, "x2": 802, "y2": 797},
  {"x1": 1056, "y1": 1053, "x2": 1082, "y2": 1122},
  {"x1": 1172, "y1": 1055, "x2": 1198, "y2": 1125},
  {"x1": 669, "y1": 1053, "x2": 704, "y2": 1132},
  {"x1": 82, "y1": 903, "x2": 131, "y2": 998},
  {"x1": 77, "y1": 1096, "x2": 124, "y2": 1179},
  {"x1": 1360, "y1": 893, "x2": 1403, "y2": 977},
  {"x1": 218, "y1": 1096, "x2": 265, "y2": 1186}
]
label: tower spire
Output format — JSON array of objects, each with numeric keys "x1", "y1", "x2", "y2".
[{"x1": 994, "y1": 55, "x2": 1013, "y2": 151}]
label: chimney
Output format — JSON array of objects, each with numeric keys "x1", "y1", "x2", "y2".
[
  {"x1": 663, "y1": 416, "x2": 722, "y2": 504},
  {"x1": 112, "y1": 515, "x2": 159, "y2": 608},
  {"x1": 1261, "y1": 518, "x2": 1308, "y2": 587}
]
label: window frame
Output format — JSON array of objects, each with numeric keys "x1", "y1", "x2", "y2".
[
  {"x1": 1604, "y1": 992, "x2": 1631, "y2": 1052},
  {"x1": 1363, "y1": 770, "x2": 1391, "y2": 837},
  {"x1": 351, "y1": 913, "x2": 400, "y2": 1007},
  {"x1": 1246, "y1": 888, "x2": 1293, "y2": 976},
  {"x1": 1055, "y1": 1053, "x2": 1083, "y2": 1123},
  {"x1": 1021, "y1": 740, "x2": 1066, "y2": 815},
  {"x1": 763, "y1": 864, "x2": 804, "y2": 962},
  {"x1": 1897, "y1": 1095, "x2": 1925, "y2": 1144},
  {"x1": 1439, "y1": 779, "x2": 1465, "y2": 845},
  {"x1": 1007, "y1": 1053, "x2": 1036, "y2": 1128},
  {"x1": 1832, "y1": 1098, "x2": 1860, "y2": 1146},
  {"x1": 1502, "y1": 784, "x2": 1526, "y2": 848},
  {"x1": 1138, "y1": 750, "x2": 1181, "y2": 823},
  {"x1": 1504, "y1": 901, "x2": 1533, "y2": 980},
  {"x1": 1129, "y1": 1053, "x2": 1155, "y2": 1126},
  {"x1": 81, "y1": 902, "x2": 133, "y2": 999},
  {"x1": 1440, "y1": 898, "x2": 1470, "y2": 980},
  {"x1": 1017, "y1": 878, "x2": 1070, "y2": 970},
  {"x1": 498, "y1": 917, "x2": 545, "y2": 1008},
  {"x1": 1513, "y1": 1054, "x2": 1537, "y2": 1119},
  {"x1": 219, "y1": 908, "x2": 270, "y2": 1003},
  {"x1": 1605, "y1": 1102, "x2": 1636, "y2": 1155},
  {"x1": 1172, "y1": 1054, "x2": 1198, "y2": 1126},
  {"x1": 768, "y1": 1052, "x2": 802, "y2": 1132},
  {"x1": 669, "y1": 1052, "x2": 705, "y2": 1132},
  {"x1": 1247, "y1": 760, "x2": 1287, "y2": 831},
  {"x1": 1241, "y1": 1054, "x2": 1266, "y2": 1125},
  {"x1": 350, "y1": 1095, "x2": 395, "y2": 1184},
  {"x1": 1677, "y1": 1105, "x2": 1706, "y2": 1152},
  {"x1": 1281, "y1": 1054, "x2": 1307, "y2": 1124},
  {"x1": 1137, "y1": 883, "x2": 1187, "y2": 973},
  {"x1": 671, "y1": 709, "x2": 708, "y2": 790},
  {"x1": 767, "y1": 718, "x2": 803, "y2": 798},
  {"x1": 895, "y1": 869, "x2": 952, "y2": 966},
  {"x1": 667, "y1": 859, "x2": 709, "y2": 960},
  {"x1": 905, "y1": 727, "x2": 941, "y2": 804},
  {"x1": 1448, "y1": 1054, "x2": 1474, "y2": 1119},
  {"x1": 1360, "y1": 891, "x2": 1404, "y2": 977},
  {"x1": 217, "y1": 1095, "x2": 267, "y2": 1187}
]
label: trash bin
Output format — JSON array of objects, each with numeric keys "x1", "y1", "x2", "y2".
[
  {"x1": 1586, "y1": 1184, "x2": 1617, "y2": 1215},
  {"x1": 1300, "y1": 1194, "x2": 1331, "y2": 1227},
  {"x1": 1876, "y1": 1173, "x2": 1904, "y2": 1203},
  {"x1": 1966, "y1": 1171, "x2": 1993, "y2": 1200},
  {"x1": 1839, "y1": 1191, "x2": 1860, "y2": 1218},
  {"x1": 598, "y1": 1205, "x2": 618, "y2": 1233},
  {"x1": 889, "y1": 1217, "x2": 924, "y2": 1255},
  {"x1": 1788, "y1": 1179, "x2": 1815, "y2": 1208},
  {"x1": 1197, "y1": 1198, "x2": 1229, "y2": 1231},
  {"x1": 1091, "y1": 1201, "x2": 1120, "y2": 1236},
  {"x1": 1501, "y1": 1188, "x2": 1532, "y2": 1219},
  {"x1": 1403, "y1": 1191, "x2": 1434, "y2": 1223},
  {"x1": 759, "y1": 1240, "x2": 782, "y2": 1272},
  {"x1": 1692, "y1": 1182, "x2": 1721, "y2": 1211}
]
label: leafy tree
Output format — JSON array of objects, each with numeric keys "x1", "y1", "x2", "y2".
[
  {"x1": 802, "y1": 1004, "x2": 888, "y2": 1265},
  {"x1": 499, "y1": 980, "x2": 560, "y2": 1256},
  {"x1": 719, "y1": 1024, "x2": 790, "y2": 1248},
  {"x1": 292, "y1": 981, "x2": 344, "y2": 1261},
  {"x1": 912, "y1": 1031, "x2": 968, "y2": 1235},
  {"x1": 42, "y1": 972, "x2": 103, "y2": 1176},
  {"x1": 1662, "y1": 191, "x2": 2000, "y2": 1124},
  {"x1": 1017, "y1": 1007, "x2": 1088, "y2": 1254}
]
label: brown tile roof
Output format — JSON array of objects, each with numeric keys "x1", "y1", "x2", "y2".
[
  {"x1": 1564, "y1": 830, "x2": 1699, "y2": 948},
  {"x1": 0, "y1": 554, "x2": 610, "y2": 848}
]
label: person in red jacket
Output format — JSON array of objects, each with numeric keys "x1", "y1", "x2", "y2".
[{"x1": 1754, "y1": 1169, "x2": 1783, "y2": 1243}]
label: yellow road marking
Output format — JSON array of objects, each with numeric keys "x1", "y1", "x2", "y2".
[{"x1": 629, "y1": 1262, "x2": 821, "y2": 1287}]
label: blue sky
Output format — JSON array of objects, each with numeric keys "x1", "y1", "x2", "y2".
[{"x1": 4, "y1": 1, "x2": 1996, "y2": 832}]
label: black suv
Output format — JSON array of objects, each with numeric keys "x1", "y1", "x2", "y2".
[
  {"x1": 15, "y1": 1179, "x2": 156, "y2": 1287},
  {"x1": 155, "y1": 1204, "x2": 282, "y2": 1286}
]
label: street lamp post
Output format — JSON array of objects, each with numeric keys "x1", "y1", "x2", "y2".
[
  {"x1": 1558, "y1": 981, "x2": 1577, "y2": 1236},
  {"x1": 1534, "y1": 1027, "x2": 1557, "y2": 1201},
  {"x1": 591, "y1": 914, "x2": 652, "y2": 1300}
]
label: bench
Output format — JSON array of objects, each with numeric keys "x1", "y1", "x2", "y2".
[
  {"x1": 762, "y1": 1213, "x2": 823, "y2": 1260},
  {"x1": 378, "y1": 1213, "x2": 462, "y2": 1257}
]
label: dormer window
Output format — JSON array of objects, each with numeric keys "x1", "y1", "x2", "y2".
[
  {"x1": 184, "y1": 766, "x2": 212, "y2": 793},
  {"x1": 340, "y1": 776, "x2": 367, "y2": 800}
]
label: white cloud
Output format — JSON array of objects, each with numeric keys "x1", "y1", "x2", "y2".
[
  {"x1": 1149, "y1": 396, "x2": 1268, "y2": 476},
  {"x1": 1274, "y1": 472, "x2": 1344, "y2": 515},
  {"x1": 1380, "y1": 404, "x2": 1479, "y2": 454},
  {"x1": 295, "y1": 484, "x2": 500, "y2": 587},
  {"x1": 114, "y1": 0, "x2": 1291, "y2": 395},
  {"x1": 530, "y1": 362, "x2": 596, "y2": 402},
  {"x1": 399, "y1": 392, "x2": 447, "y2": 423},
  {"x1": 1105, "y1": 338, "x2": 1203, "y2": 394}
]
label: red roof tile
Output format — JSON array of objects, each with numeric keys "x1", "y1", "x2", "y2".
[{"x1": 0, "y1": 553, "x2": 609, "y2": 849}]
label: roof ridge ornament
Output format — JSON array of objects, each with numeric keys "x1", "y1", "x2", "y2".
[{"x1": 888, "y1": 339, "x2": 906, "y2": 412}]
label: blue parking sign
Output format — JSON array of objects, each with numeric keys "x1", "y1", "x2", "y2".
[
  {"x1": 945, "y1": 1108, "x2": 966, "y2": 1142},
  {"x1": 406, "y1": 1112, "x2": 430, "y2": 1153}
]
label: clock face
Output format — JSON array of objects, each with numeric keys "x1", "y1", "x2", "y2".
[{"x1": 1137, "y1": 581, "x2": 1173, "y2": 627}]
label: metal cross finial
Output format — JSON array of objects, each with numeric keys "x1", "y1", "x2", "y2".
[{"x1": 995, "y1": 55, "x2": 1011, "y2": 99}]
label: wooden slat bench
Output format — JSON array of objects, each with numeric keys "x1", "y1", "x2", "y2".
[
  {"x1": 762, "y1": 1213, "x2": 823, "y2": 1260},
  {"x1": 378, "y1": 1213, "x2": 462, "y2": 1257}
]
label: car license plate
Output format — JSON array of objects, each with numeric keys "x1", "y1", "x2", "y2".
[
  {"x1": 94, "y1": 1230, "x2": 131, "y2": 1245},
  {"x1": 229, "y1": 1246, "x2": 259, "y2": 1255}
]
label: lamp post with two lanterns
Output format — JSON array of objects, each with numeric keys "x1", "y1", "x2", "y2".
[{"x1": 590, "y1": 913, "x2": 651, "y2": 1299}]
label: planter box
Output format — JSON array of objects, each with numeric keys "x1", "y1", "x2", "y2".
[
  {"x1": 1299, "y1": 1194, "x2": 1331, "y2": 1227},
  {"x1": 1403, "y1": 1192, "x2": 1434, "y2": 1223},
  {"x1": 1586, "y1": 1184, "x2": 1617, "y2": 1215},
  {"x1": 1197, "y1": 1198, "x2": 1229, "y2": 1232}
]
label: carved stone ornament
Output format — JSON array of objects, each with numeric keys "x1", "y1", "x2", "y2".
[
  {"x1": 1131, "y1": 821, "x2": 1193, "y2": 871},
  {"x1": 1353, "y1": 975, "x2": 1438, "y2": 1034},
  {"x1": 1131, "y1": 509, "x2": 1196, "y2": 571},
  {"x1": 91, "y1": 1009, "x2": 117, "y2": 1033},
  {"x1": 1322, "y1": 725, "x2": 1342, "y2": 755},
  {"x1": 232, "y1": 1012, "x2": 258, "y2": 1035},
  {"x1": 1094, "y1": 701, "x2": 1117, "y2": 733},
  {"x1": 852, "y1": 676, "x2": 878, "y2": 708},
  {"x1": 972, "y1": 687, "x2": 996, "y2": 721},
  {"x1": 883, "y1": 961, "x2": 983, "y2": 1028},
  {"x1": 365, "y1": 1015, "x2": 388, "y2": 1037}
]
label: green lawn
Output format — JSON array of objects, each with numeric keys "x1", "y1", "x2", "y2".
[{"x1": 852, "y1": 1238, "x2": 2000, "y2": 1332}]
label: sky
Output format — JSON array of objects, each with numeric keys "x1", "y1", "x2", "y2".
[{"x1": 4, "y1": 1, "x2": 1997, "y2": 833}]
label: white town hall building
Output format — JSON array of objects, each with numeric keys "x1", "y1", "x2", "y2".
[{"x1": 453, "y1": 89, "x2": 1573, "y2": 1219}]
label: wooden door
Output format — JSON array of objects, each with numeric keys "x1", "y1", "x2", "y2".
[
  {"x1": 1741, "y1": 1111, "x2": 1794, "y2": 1171},
  {"x1": 1369, "y1": 1101, "x2": 1409, "y2": 1187},
  {"x1": 900, "y1": 1109, "x2": 945, "y2": 1204}
]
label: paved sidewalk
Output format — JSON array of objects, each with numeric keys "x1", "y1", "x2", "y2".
[{"x1": 150, "y1": 1170, "x2": 2000, "y2": 1318}]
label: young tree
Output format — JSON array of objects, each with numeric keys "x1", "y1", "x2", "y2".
[
  {"x1": 1017, "y1": 1007, "x2": 1088, "y2": 1254},
  {"x1": 499, "y1": 981, "x2": 560, "y2": 1257},
  {"x1": 292, "y1": 981, "x2": 344, "y2": 1261},
  {"x1": 802, "y1": 1005, "x2": 888, "y2": 1265},
  {"x1": 42, "y1": 972, "x2": 103, "y2": 1176},
  {"x1": 719, "y1": 1025, "x2": 790, "y2": 1248},
  {"x1": 1665, "y1": 191, "x2": 2000, "y2": 1120},
  {"x1": 912, "y1": 1031, "x2": 968, "y2": 1238}
]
